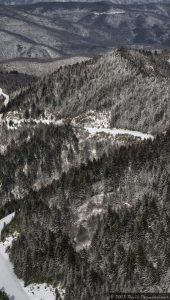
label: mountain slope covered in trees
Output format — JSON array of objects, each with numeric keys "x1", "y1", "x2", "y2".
[
  {"x1": 7, "y1": 129, "x2": 170, "y2": 299},
  {"x1": 3, "y1": 48, "x2": 170, "y2": 133},
  {"x1": 0, "y1": 48, "x2": 170, "y2": 299}
]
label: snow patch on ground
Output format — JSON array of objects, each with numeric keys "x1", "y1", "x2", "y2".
[
  {"x1": 0, "y1": 213, "x2": 15, "y2": 236},
  {"x1": 24, "y1": 283, "x2": 55, "y2": 300},
  {"x1": 75, "y1": 192, "x2": 110, "y2": 251},
  {"x1": 0, "y1": 232, "x2": 18, "y2": 252},
  {"x1": 124, "y1": 202, "x2": 132, "y2": 208},
  {"x1": 0, "y1": 88, "x2": 10, "y2": 106},
  {"x1": 76, "y1": 240, "x2": 91, "y2": 252},
  {"x1": 57, "y1": 284, "x2": 65, "y2": 300}
]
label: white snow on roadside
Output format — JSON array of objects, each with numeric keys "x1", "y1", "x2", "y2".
[
  {"x1": 85, "y1": 127, "x2": 154, "y2": 140},
  {"x1": 0, "y1": 88, "x2": 10, "y2": 106},
  {"x1": 0, "y1": 213, "x2": 56, "y2": 300},
  {"x1": 33, "y1": 118, "x2": 64, "y2": 126},
  {"x1": 4, "y1": 117, "x2": 64, "y2": 130},
  {"x1": 71, "y1": 110, "x2": 153, "y2": 141},
  {"x1": 71, "y1": 110, "x2": 110, "y2": 129}
]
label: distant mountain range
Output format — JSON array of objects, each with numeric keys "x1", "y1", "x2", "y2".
[
  {"x1": 0, "y1": 0, "x2": 170, "y2": 73},
  {"x1": 1, "y1": 0, "x2": 170, "y2": 5}
]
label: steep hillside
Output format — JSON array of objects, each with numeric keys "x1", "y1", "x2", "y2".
[
  {"x1": 7, "y1": 129, "x2": 170, "y2": 299},
  {"x1": 0, "y1": 48, "x2": 170, "y2": 299},
  {"x1": 3, "y1": 48, "x2": 170, "y2": 133}
]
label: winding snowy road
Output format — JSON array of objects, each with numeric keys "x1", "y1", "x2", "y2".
[{"x1": 0, "y1": 213, "x2": 29, "y2": 300}]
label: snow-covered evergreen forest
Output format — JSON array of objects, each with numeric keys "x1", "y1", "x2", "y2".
[{"x1": 0, "y1": 48, "x2": 170, "y2": 299}]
